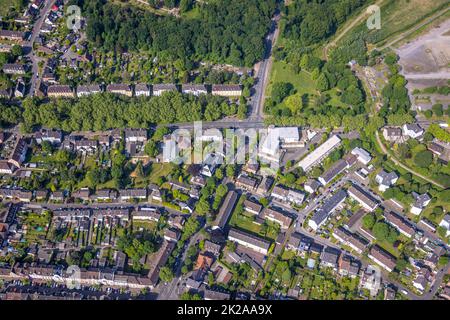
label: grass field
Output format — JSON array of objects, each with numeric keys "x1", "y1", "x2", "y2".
[
  {"x1": 229, "y1": 210, "x2": 279, "y2": 241},
  {"x1": 0, "y1": 0, "x2": 24, "y2": 17},
  {"x1": 338, "y1": 0, "x2": 449, "y2": 47},
  {"x1": 266, "y1": 61, "x2": 317, "y2": 99},
  {"x1": 148, "y1": 163, "x2": 174, "y2": 184},
  {"x1": 266, "y1": 60, "x2": 349, "y2": 110}
]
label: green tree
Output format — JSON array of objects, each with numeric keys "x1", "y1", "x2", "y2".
[
  {"x1": 159, "y1": 266, "x2": 174, "y2": 283},
  {"x1": 362, "y1": 213, "x2": 376, "y2": 230},
  {"x1": 414, "y1": 150, "x2": 433, "y2": 168}
]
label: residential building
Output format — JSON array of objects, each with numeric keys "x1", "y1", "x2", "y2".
[
  {"x1": 260, "y1": 207, "x2": 292, "y2": 229},
  {"x1": 0, "y1": 188, "x2": 32, "y2": 202},
  {"x1": 0, "y1": 161, "x2": 14, "y2": 175},
  {"x1": 201, "y1": 153, "x2": 222, "y2": 177},
  {"x1": 410, "y1": 193, "x2": 431, "y2": 215},
  {"x1": 439, "y1": 214, "x2": 450, "y2": 237},
  {"x1": 125, "y1": 129, "x2": 147, "y2": 143},
  {"x1": 403, "y1": 123, "x2": 424, "y2": 139},
  {"x1": 212, "y1": 191, "x2": 238, "y2": 230},
  {"x1": 318, "y1": 159, "x2": 348, "y2": 186},
  {"x1": 204, "y1": 240, "x2": 221, "y2": 256},
  {"x1": 243, "y1": 200, "x2": 262, "y2": 215},
  {"x1": 2, "y1": 64, "x2": 26, "y2": 75},
  {"x1": 347, "y1": 184, "x2": 378, "y2": 212},
  {"x1": 134, "y1": 84, "x2": 150, "y2": 97},
  {"x1": 298, "y1": 135, "x2": 341, "y2": 171},
  {"x1": 413, "y1": 268, "x2": 432, "y2": 292},
  {"x1": 235, "y1": 174, "x2": 258, "y2": 191},
  {"x1": 286, "y1": 232, "x2": 312, "y2": 254},
  {"x1": 50, "y1": 191, "x2": 65, "y2": 202},
  {"x1": 211, "y1": 84, "x2": 242, "y2": 97},
  {"x1": 152, "y1": 84, "x2": 177, "y2": 96},
  {"x1": 257, "y1": 176, "x2": 274, "y2": 195},
  {"x1": 106, "y1": 84, "x2": 132, "y2": 97},
  {"x1": 309, "y1": 190, "x2": 347, "y2": 231},
  {"x1": 72, "y1": 188, "x2": 91, "y2": 202},
  {"x1": 34, "y1": 190, "x2": 48, "y2": 201},
  {"x1": 368, "y1": 245, "x2": 397, "y2": 272},
  {"x1": 204, "y1": 288, "x2": 231, "y2": 300},
  {"x1": 338, "y1": 255, "x2": 360, "y2": 278},
  {"x1": 0, "y1": 30, "x2": 24, "y2": 41},
  {"x1": 304, "y1": 179, "x2": 321, "y2": 194},
  {"x1": 133, "y1": 207, "x2": 161, "y2": 222},
  {"x1": 384, "y1": 211, "x2": 415, "y2": 238},
  {"x1": 428, "y1": 141, "x2": 444, "y2": 156},
  {"x1": 164, "y1": 228, "x2": 181, "y2": 242},
  {"x1": 92, "y1": 189, "x2": 118, "y2": 201},
  {"x1": 382, "y1": 127, "x2": 403, "y2": 143},
  {"x1": 119, "y1": 189, "x2": 147, "y2": 201},
  {"x1": 76, "y1": 84, "x2": 102, "y2": 97},
  {"x1": 332, "y1": 227, "x2": 369, "y2": 254},
  {"x1": 384, "y1": 287, "x2": 396, "y2": 300},
  {"x1": 243, "y1": 162, "x2": 260, "y2": 175},
  {"x1": 147, "y1": 241, "x2": 176, "y2": 286},
  {"x1": 8, "y1": 138, "x2": 28, "y2": 168},
  {"x1": 181, "y1": 84, "x2": 207, "y2": 96},
  {"x1": 47, "y1": 85, "x2": 74, "y2": 98},
  {"x1": 15, "y1": 80, "x2": 26, "y2": 98},
  {"x1": 351, "y1": 147, "x2": 372, "y2": 165},
  {"x1": 227, "y1": 228, "x2": 271, "y2": 255},
  {"x1": 320, "y1": 248, "x2": 340, "y2": 270},
  {"x1": 190, "y1": 175, "x2": 206, "y2": 187},
  {"x1": 271, "y1": 185, "x2": 305, "y2": 206},
  {"x1": 375, "y1": 170, "x2": 398, "y2": 192},
  {"x1": 35, "y1": 129, "x2": 63, "y2": 145}
]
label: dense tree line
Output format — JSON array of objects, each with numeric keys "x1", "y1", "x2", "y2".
[
  {"x1": 73, "y1": 0, "x2": 276, "y2": 67},
  {"x1": 3, "y1": 92, "x2": 238, "y2": 132},
  {"x1": 281, "y1": 0, "x2": 368, "y2": 46}
]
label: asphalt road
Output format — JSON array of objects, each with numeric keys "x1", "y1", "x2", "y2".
[
  {"x1": 26, "y1": 0, "x2": 56, "y2": 97},
  {"x1": 248, "y1": 12, "x2": 281, "y2": 121}
]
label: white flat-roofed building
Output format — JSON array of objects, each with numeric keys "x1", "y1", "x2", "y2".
[
  {"x1": 259, "y1": 127, "x2": 300, "y2": 164},
  {"x1": 351, "y1": 147, "x2": 372, "y2": 165},
  {"x1": 298, "y1": 135, "x2": 341, "y2": 172}
]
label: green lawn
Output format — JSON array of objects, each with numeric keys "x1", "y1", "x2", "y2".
[
  {"x1": 338, "y1": 0, "x2": 450, "y2": 47},
  {"x1": 266, "y1": 61, "x2": 317, "y2": 99},
  {"x1": 229, "y1": 211, "x2": 279, "y2": 241},
  {"x1": 0, "y1": 0, "x2": 24, "y2": 17},
  {"x1": 148, "y1": 163, "x2": 174, "y2": 184}
]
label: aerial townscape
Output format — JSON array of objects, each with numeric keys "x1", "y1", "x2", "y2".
[{"x1": 0, "y1": 0, "x2": 449, "y2": 303}]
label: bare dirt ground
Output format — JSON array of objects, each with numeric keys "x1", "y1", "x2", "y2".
[{"x1": 397, "y1": 18, "x2": 450, "y2": 76}]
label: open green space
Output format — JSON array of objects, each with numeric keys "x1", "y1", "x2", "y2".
[{"x1": 229, "y1": 211, "x2": 279, "y2": 241}]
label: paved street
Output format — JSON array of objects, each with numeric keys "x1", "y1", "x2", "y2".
[
  {"x1": 248, "y1": 12, "x2": 281, "y2": 121},
  {"x1": 25, "y1": 0, "x2": 57, "y2": 97}
]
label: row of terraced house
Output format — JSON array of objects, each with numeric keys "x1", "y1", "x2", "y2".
[{"x1": 45, "y1": 83, "x2": 243, "y2": 98}]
